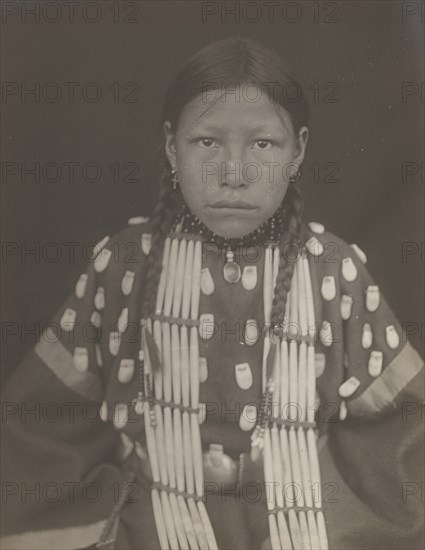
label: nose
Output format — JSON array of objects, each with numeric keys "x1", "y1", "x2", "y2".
[{"x1": 220, "y1": 159, "x2": 248, "y2": 190}]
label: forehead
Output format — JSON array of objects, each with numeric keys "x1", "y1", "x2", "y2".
[{"x1": 176, "y1": 86, "x2": 293, "y2": 133}]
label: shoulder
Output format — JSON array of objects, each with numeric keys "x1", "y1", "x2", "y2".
[
  {"x1": 90, "y1": 216, "x2": 153, "y2": 280},
  {"x1": 301, "y1": 220, "x2": 368, "y2": 267}
]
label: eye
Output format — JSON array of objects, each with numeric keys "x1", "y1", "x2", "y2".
[
  {"x1": 253, "y1": 139, "x2": 273, "y2": 150},
  {"x1": 197, "y1": 137, "x2": 217, "y2": 148}
]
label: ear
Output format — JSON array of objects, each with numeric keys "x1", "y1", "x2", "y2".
[
  {"x1": 293, "y1": 126, "x2": 309, "y2": 168},
  {"x1": 164, "y1": 121, "x2": 177, "y2": 169}
]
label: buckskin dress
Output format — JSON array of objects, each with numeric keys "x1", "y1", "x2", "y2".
[{"x1": 2, "y1": 216, "x2": 424, "y2": 550}]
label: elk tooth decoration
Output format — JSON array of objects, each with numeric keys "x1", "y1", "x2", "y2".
[
  {"x1": 121, "y1": 270, "x2": 135, "y2": 296},
  {"x1": 113, "y1": 403, "x2": 128, "y2": 430},
  {"x1": 200, "y1": 267, "x2": 215, "y2": 296},
  {"x1": 109, "y1": 331, "x2": 121, "y2": 356},
  {"x1": 95, "y1": 344, "x2": 103, "y2": 367},
  {"x1": 340, "y1": 294, "x2": 353, "y2": 320},
  {"x1": 366, "y1": 285, "x2": 380, "y2": 312},
  {"x1": 199, "y1": 313, "x2": 215, "y2": 341},
  {"x1": 128, "y1": 215, "x2": 149, "y2": 225},
  {"x1": 94, "y1": 248, "x2": 112, "y2": 273},
  {"x1": 321, "y1": 275, "x2": 336, "y2": 301},
  {"x1": 117, "y1": 307, "x2": 129, "y2": 334},
  {"x1": 118, "y1": 359, "x2": 135, "y2": 384},
  {"x1": 235, "y1": 362, "x2": 253, "y2": 390},
  {"x1": 315, "y1": 353, "x2": 326, "y2": 378},
  {"x1": 223, "y1": 247, "x2": 241, "y2": 284},
  {"x1": 350, "y1": 243, "x2": 367, "y2": 264},
  {"x1": 100, "y1": 400, "x2": 108, "y2": 422},
  {"x1": 60, "y1": 308, "x2": 77, "y2": 331},
  {"x1": 320, "y1": 321, "x2": 334, "y2": 347},
  {"x1": 239, "y1": 404, "x2": 257, "y2": 431},
  {"x1": 94, "y1": 287, "x2": 105, "y2": 310},
  {"x1": 339, "y1": 400, "x2": 348, "y2": 421},
  {"x1": 75, "y1": 273, "x2": 88, "y2": 298},
  {"x1": 386, "y1": 325, "x2": 400, "y2": 349},
  {"x1": 244, "y1": 319, "x2": 260, "y2": 346},
  {"x1": 91, "y1": 311, "x2": 102, "y2": 329},
  {"x1": 241, "y1": 265, "x2": 258, "y2": 290},
  {"x1": 141, "y1": 233, "x2": 152, "y2": 255},
  {"x1": 361, "y1": 323, "x2": 373, "y2": 349},
  {"x1": 368, "y1": 351, "x2": 384, "y2": 377},
  {"x1": 308, "y1": 221, "x2": 325, "y2": 234},
  {"x1": 341, "y1": 257, "x2": 357, "y2": 282},
  {"x1": 306, "y1": 235, "x2": 324, "y2": 256},
  {"x1": 91, "y1": 236, "x2": 110, "y2": 259},
  {"x1": 73, "y1": 347, "x2": 88, "y2": 373},
  {"x1": 338, "y1": 376, "x2": 361, "y2": 398},
  {"x1": 199, "y1": 357, "x2": 208, "y2": 383}
]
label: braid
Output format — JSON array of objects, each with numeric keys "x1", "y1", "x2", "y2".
[
  {"x1": 141, "y1": 167, "x2": 182, "y2": 319},
  {"x1": 270, "y1": 185, "x2": 304, "y2": 328}
]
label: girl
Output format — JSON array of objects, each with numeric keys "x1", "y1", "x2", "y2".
[{"x1": 2, "y1": 38, "x2": 423, "y2": 550}]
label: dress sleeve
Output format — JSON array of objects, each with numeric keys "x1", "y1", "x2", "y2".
[
  {"x1": 318, "y1": 234, "x2": 424, "y2": 549},
  {"x1": 1, "y1": 234, "x2": 131, "y2": 550}
]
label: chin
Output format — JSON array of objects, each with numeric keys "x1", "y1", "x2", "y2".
[{"x1": 206, "y1": 219, "x2": 259, "y2": 239}]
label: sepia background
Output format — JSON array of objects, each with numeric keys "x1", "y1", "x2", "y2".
[{"x1": 2, "y1": 0, "x2": 424, "y2": 379}]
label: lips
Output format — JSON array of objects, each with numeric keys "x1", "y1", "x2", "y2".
[{"x1": 208, "y1": 200, "x2": 257, "y2": 210}]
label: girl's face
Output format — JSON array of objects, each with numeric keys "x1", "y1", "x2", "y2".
[{"x1": 164, "y1": 86, "x2": 309, "y2": 238}]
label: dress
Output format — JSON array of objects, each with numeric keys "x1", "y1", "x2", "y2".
[{"x1": 1, "y1": 217, "x2": 424, "y2": 550}]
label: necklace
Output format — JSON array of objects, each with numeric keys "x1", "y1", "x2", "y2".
[{"x1": 172, "y1": 203, "x2": 288, "y2": 285}]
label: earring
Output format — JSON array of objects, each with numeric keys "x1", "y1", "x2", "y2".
[{"x1": 171, "y1": 168, "x2": 180, "y2": 190}]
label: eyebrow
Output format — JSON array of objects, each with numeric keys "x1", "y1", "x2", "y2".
[{"x1": 188, "y1": 122, "x2": 287, "y2": 134}]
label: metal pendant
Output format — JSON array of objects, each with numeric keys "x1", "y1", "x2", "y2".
[{"x1": 223, "y1": 250, "x2": 241, "y2": 284}]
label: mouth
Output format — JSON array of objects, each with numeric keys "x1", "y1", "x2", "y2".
[{"x1": 208, "y1": 200, "x2": 258, "y2": 211}]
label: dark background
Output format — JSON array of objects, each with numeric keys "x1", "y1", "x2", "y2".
[{"x1": 1, "y1": 0, "x2": 424, "y2": 380}]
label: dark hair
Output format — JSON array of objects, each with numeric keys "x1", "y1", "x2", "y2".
[{"x1": 142, "y1": 37, "x2": 309, "y2": 327}]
